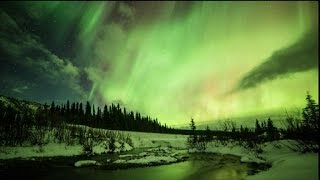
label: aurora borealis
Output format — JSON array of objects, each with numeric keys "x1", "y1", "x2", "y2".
[{"x1": 0, "y1": 1, "x2": 318, "y2": 126}]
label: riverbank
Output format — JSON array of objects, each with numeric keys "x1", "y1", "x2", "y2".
[
  {"x1": 0, "y1": 129, "x2": 318, "y2": 180},
  {"x1": 0, "y1": 150, "x2": 271, "y2": 180},
  {"x1": 193, "y1": 139, "x2": 318, "y2": 180}
]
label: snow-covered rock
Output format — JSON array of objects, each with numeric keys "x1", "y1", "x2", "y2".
[{"x1": 74, "y1": 160, "x2": 101, "y2": 167}]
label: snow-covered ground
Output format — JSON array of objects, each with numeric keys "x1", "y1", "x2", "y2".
[
  {"x1": 194, "y1": 140, "x2": 318, "y2": 180},
  {"x1": 0, "y1": 140, "x2": 134, "y2": 160},
  {"x1": 245, "y1": 141, "x2": 318, "y2": 180},
  {"x1": 0, "y1": 143, "x2": 82, "y2": 159},
  {"x1": 125, "y1": 131, "x2": 187, "y2": 148},
  {"x1": 0, "y1": 126, "x2": 318, "y2": 180},
  {"x1": 115, "y1": 155, "x2": 177, "y2": 165}
]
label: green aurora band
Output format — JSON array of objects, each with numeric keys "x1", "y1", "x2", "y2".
[{"x1": 9, "y1": 2, "x2": 319, "y2": 126}]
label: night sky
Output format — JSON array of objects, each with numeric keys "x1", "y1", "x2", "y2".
[{"x1": 0, "y1": 1, "x2": 318, "y2": 126}]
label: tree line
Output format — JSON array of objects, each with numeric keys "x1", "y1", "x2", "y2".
[
  {"x1": 46, "y1": 101, "x2": 173, "y2": 133},
  {"x1": 187, "y1": 92, "x2": 319, "y2": 153},
  {"x1": 0, "y1": 92, "x2": 318, "y2": 153}
]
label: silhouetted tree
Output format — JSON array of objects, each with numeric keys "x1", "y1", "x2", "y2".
[
  {"x1": 85, "y1": 101, "x2": 91, "y2": 125},
  {"x1": 255, "y1": 119, "x2": 263, "y2": 135},
  {"x1": 267, "y1": 118, "x2": 279, "y2": 141},
  {"x1": 187, "y1": 118, "x2": 197, "y2": 149},
  {"x1": 302, "y1": 92, "x2": 319, "y2": 131},
  {"x1": 205, "y1": 125, "x2": 212, "y2": 141}
]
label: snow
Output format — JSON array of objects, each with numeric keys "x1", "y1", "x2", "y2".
[
  {"x1": 74, "y1": 160, "x2": 100, "y2": 167},
  {"x1": 138, "y1": 152, "x2": 148, "y2": 157},
  {"x1": 0, "y1": 143, "x2": 83, "y2": 159},
  {"x1": 91, "y1": 140, "x2": 133, "y2": 154},
  {"x1": 0, "y1": 140, "x2": 134, "y2": 159},
  {"x1": 0, "y1": 95, "x2": 40, "y2": 112},
  {"x1": 246, "y1": 153, "x2": 318, "y2": 180},
  {"x1": 245, "y1": 141, "x2": 318, "y2": 180},
  {"x1": 125, "y1": 131, "x2": 187, "y2": 148},
  {"x1": 194, "y1": 140, "x2": 318, "y2": 180},
  {"x1": 113, "y1": 159, "x2": 126, "y2": 163},
  {"x1": 119, "y1": 154, "x2": 133, "y2": 158},
  {"x1": 0, "y1": 125, "x2": 318, "y2": 180},
  {"x1": 195, "y1": 141, "x2": 266, "y2": 164},
  {"x1": 116, "y1": 155, "x2": 177, "y2": 164},
  {"x1": 0, "y1": 126, "x2": 134, "y2": 159},
  {"x1": 241, "y1": 156, "x2": 260, "y2": 163},
  {"x1": 123, "y1": 143, "x2": 133, "y2": 151},
  {"x1": 92, "y1": 141, "x2": 108, "y2": 154}
]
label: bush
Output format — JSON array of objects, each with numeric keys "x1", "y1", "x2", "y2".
[
  {"x1": 195, "y1": 135, "x2": 208, "y2": 151},
  {"x1": 282, "y1": 93, "x2": 319, "y2": 153},
  {"x1": 81, "y1": 137, "x2": 94, "y2": 155},
  {"x1": 125, "y1": 134, "x2": 133, "y2": 148},
  {"x1": 30, "y1": 126, "x2": 49, "y2": 146},
  {"x1": 108, "y1": 135, "x2": 116, "y2": 153}
]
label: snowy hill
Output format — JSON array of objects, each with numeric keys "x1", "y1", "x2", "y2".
[{"x1": 0, "y1": 95, "x2": 42, "y2": 112}]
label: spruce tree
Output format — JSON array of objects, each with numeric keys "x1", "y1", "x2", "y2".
[
  {"x1": 267, "y1": 118, "x2": 278, "y2": 141},
  {"x1": 302, "y1": 92, "x2": 319, "y2": 130},
  {"x1": 205, "y1": 125, "x2": 211, "y2": 141},
  {"x1": 302, "y1": 92, "x2": 319, "y2": 143},
  {"x1": 255, "y1": 119, "x2": 262, "y2": 135},
  {"x1": 187, "y1": 118, "x2": 197, "y2": 149}
]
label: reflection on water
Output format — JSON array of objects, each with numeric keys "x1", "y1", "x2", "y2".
[
  {"x1": 45, "y1": 155, "x2": 248, "y2": 180},
  {"x1": 1, "y1": 154, "x2": 256, "y2": 180}
]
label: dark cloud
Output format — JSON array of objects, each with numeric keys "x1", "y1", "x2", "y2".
[
  {"x1": 233, "y1": 30, "x2": 318, "y2": 92},
  {"x1": 0, "y1": 10, "x2": 87, "y2": 102},
  {"x1": 0, "y1": 2, "x2": 142, "y2": 103}
]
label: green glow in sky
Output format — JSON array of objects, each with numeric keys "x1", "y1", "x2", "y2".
[
  {"x1": 6, "y1": 1, "x2": 317, "y2": 126},
  {"x1": 80, "y1": 2, "x2": 318, "y2": 125}
]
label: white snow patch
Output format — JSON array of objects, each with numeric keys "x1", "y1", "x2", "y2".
[
  {"x1": 123, "y1": 143, "x2": 133, "y2": 151},
  {"x1": 113, "y1": 159, "x2": 126, "y2": 163},
  {"x1": 246, "y1": 153, "x2": 318, "y2": 180},
  {"x1": 245, "y1": 141, "x2": 318, "y2": 180},
  {"x1": 0, "y1": 126, "x2": 317, "y2": 180},
  {"x1": 0, "y1": 143, "x2": 83, "y2": 159},
  {"x1": 125, "y1": 131, "x2": 187, "y2": 149},
  {"x1": 92, "y1": 141, "x2": 108, "y2": 154},
  {"x1": 126, "y1": 155, "x2": 177, "y2": 164},
  {"x1": 74, "y1": 160, "x2": 99, "y2": 167},
  {"x1": 187, "y1": 140, "x2": 318, "y2": 180},
  {"x1": 138, "y1": 152, "x2": 148, "y2": 156},
  {"x1": 119, "y1": 154, "x2": 133, "y2": 158},
  {"x1": 92, "y1": 140, "x2": 133, "y2": 154},
  {"x1": 240, "y1": 156, "x2": 263, "y2": 163}
]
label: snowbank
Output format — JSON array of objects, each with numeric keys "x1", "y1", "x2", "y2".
[
  {"x1": 0, "y1": 143, "x2": 83, "y2": 159},
  {"x1": 196, "y1": 141, "x2": 266, "y2": 163},
  {"x1": 119, "y1": 154, "x2": 133, "y2": 158},
  {"x1": 114, "y1": 155, "x2": 177, "y2": 165},
  {"x1": 247, "y1": 153, "x2": 318, "y2": 180},
  {"x1": 0, "y1": 140, "x2": 133, "y2": 159},
  {"x1": 125, "y1": 131, "x2": 187, "y2": 148},
  {"x1": 0, "y1": 125, "x2": 134, "y2": 159},
  {"x1": 193, "y1": 140, "x2": 318, "y2": 180},
  {"x1": 245, "y1": 140, "x2": 318, "y2": 180},
  {"x1": 92, "y1": 141, "x2": 133, "y2": 154},
  {"x1": 127, "y1": 155, "x2": 177, "y2": 164},
  {"x1": 0, "y1": 127, "x2": 318, "y2": 180}
]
